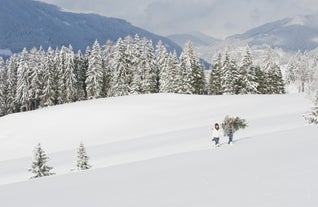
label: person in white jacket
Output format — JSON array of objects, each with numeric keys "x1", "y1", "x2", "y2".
[{"x1": 212, "y1": 123, "x2": 222, "y2": 147}]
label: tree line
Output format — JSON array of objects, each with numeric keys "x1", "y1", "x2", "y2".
[{"x1": 0, "y1": 35, "x2": 285, "y2": 116}]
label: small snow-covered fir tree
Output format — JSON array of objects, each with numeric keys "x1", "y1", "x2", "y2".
[
  {"x1": 305, "y1": 94, "x2": 318, "y2": 125},
  {"x1": 29, "y1": 143, "x2": 54, "y2": 179},
  {"x1": 76, "y1": 142, "x2": 91, "y2": 171}
]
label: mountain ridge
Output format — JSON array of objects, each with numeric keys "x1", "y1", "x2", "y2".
[
  {"x1": 0, "y1": 0, "x2": 182, "y2": 56},
  {"x1": 225, "y1": 14, "x2": 318, "y2": 52}
]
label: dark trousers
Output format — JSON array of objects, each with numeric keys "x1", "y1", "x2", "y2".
[
  {"x1": 212, "y1": 137, "x2": 220, "y2": 145},
  {"x1": 228, "y1": 133, "x2": 233, "y2": 144}
]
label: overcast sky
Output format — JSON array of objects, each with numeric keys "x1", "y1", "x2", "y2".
[{"x1": 40, "y1": 0, "x2": 318, "y2": 39}]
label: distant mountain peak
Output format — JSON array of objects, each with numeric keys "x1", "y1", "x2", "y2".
[
  {"x1": 224, "y1": 14, "x2": 318, "y2": 52},
  {"x1": 284, "y1": 15, "x2": 306, "y2": 26}
]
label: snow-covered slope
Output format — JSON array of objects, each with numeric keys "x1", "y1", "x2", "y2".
[{"x1": 0, "y1": 93, "x2": 317, "y2": 207}]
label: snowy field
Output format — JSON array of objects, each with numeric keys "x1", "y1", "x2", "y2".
[{"x1": 0, "y1": 93, "x2": 317, "y2": 207}]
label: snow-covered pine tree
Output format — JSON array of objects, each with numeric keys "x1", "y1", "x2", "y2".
[
  {"x1": 111, "y1": 38, "x2": 130, "y2": 96},
  {"x1": 178, "y1": 42, "x2": 192, "y2": 94},
  {"x1": 261, "y1": 47, "x2": 273, "y2": 94},
  {"x1": 86, "y1": 40, "x2": 104, "y2": 99},
  {"x1": 6, "y1": 55, "x2": 19, "y2": 113},
  {"x1": 261, "y1": 47, "x2": 285, "y2": 94},
  {"x1": 166, "y1": 51, "x2": 180, "y2": 93},
  {"x1": 124, "y1": 36, "x2": 135, "y2": 93},
  {"x1": 76, "y1": 142, "x2": 91, "y2": 171},
  {"x1": 101, "y1": 40, "x2": 113, "y2": 97},
  {"x1": 56, "y1": 46, "x2": 77, "y2": 103},
  {"x1": 296, "y1": 52, "x2": 311, "y2": 93},
  {"x1": 29, "y1": 143, "x2": 54, "y2": 179},
  {"x1": 63, "y1": 45, "x2": 77, "y2": 103},
  {"x1": 267, "y1": 61, "x2": 285, "y2": 94},
  {"x1": 305, "y1": 93, "x2": 318, "y2": 125},
  {"x1": 16, "y1": 48, "x2": 30, "y2": 111},
  {"x1": 0, "y1": 57, "x2": 10, "y2": 116},
  {"x1": 238, "y1": 47, "x2": 258, "y2": 94},
  {"x1": 130, "y1": 35, "x2": 143, "y2": 94},
  {"x1": 181, "y1": 41, "x2": 205, "y2": 94},
  {"x1": 192, "y1": 59, "x2": 206, "y2": 95},
  {"x1": 131, "y1": 37, "x2": 155, "y2": 94},
  {"x1": 221, "y1": 52, "x2": 240, "y2": 95},
  {"x1": 197, "y1": 65, "x2": 207, "y2": 95},
  {"x1": 272, "y1": 63, "x2": 285, "y2": 94},
  {"x1": 41, "y1": 47, "x2": 56, "y2": 107},
  {"x1": 51, "y1": 48, "x2": 63, "y2": 105},
  {"x1": 307, "y1": 57, "x2": 318, "y2": 96},
  {"x1": 286, "y1": 56, "x2": 297, "y2": 86},
  {"x1": 155, "y1": 40, "x2": 169, "y2": 93},
  {"x1": 141, "y1": 38, "x2": 157, "y2": 93},
  {"x1": 74, "y1": 50, "x2": 87, "y2": 101},
  {"x1": 57, "y1": 46, "x2": 68, "y2": 103},
  {"x1": 254, "y1": 65, "x2": 267, "y2": 94},
  {"x1": 179, "y1": 41, "x2": 204, "y2": 94},
  {"x1": 208, "y1": 53, "x2": 222, "y2": 95},
  {"x1": 28, "y1": 47, "x2": 44, "y2": 110}
]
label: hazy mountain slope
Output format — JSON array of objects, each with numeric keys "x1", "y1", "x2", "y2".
[
  {"x1": 167, "y1": 32, "x2": 221, "y2": 47},
  {"x1": 0, "y1": 0, "x2": 181, "y2": 56},
  {"x1": 226, "y1": 15, "x2": 318, "y2": 52}
]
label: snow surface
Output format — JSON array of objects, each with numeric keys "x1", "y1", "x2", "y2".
[{"x1": 0, "y1": 93, "x2": 317, "y2": 207}]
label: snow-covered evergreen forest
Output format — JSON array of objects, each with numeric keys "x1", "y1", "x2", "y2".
[{"x1": 0, "y1": 35, "x2": 287, "y2": 117}]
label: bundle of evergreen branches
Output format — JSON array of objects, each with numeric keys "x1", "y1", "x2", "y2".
[{"x1": 223, "y1": 116, "x2": 248, "y2": 131}]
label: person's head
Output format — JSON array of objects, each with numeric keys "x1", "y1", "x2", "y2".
[
  {"x1": 229, "y1": 118, "x2": 233, "y2": 124},
  {"x1": 215, "y1": 123, "x2": 219, "y2": 129}
]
